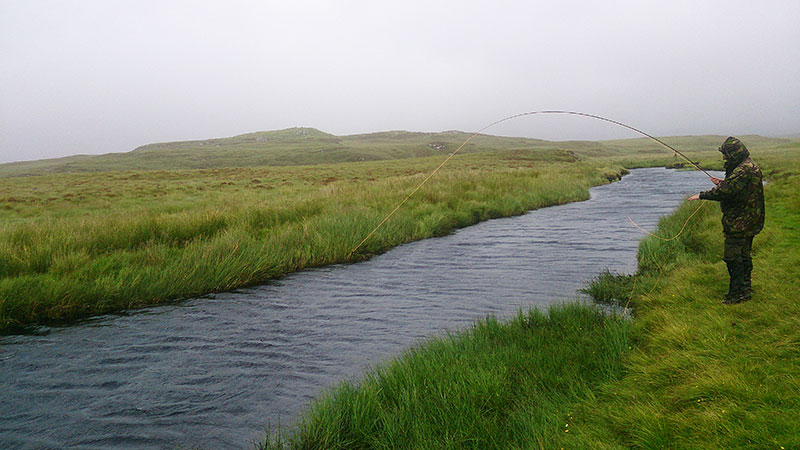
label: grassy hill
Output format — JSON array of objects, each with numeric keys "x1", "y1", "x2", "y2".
[
  {"x1": 3, "y1": 126, "x2": 792, "y2": 177},
  {"x1": 1, "y1": 127, "x2": 544, "y2": 176}
]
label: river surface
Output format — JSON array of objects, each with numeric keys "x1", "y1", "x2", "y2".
[{"x1": 0, "y1": 168, "x2": 719, "y2": 449}]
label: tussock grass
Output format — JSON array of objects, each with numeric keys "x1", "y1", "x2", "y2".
[{"x1": 580, "y1": 270, "x2": 635, "y2": 306}]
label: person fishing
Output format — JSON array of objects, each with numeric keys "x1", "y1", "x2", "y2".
[{"x1": 688, "y1": 137, "x2": 765, "y2": 304}]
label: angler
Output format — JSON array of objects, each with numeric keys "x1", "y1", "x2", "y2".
[{"x1": 689, "y1": 137, "x2": 765, "y2": 304}]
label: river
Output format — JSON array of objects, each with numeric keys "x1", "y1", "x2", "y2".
[{"x1": 0, "y1": 167, "x2": 719, "y2": 449}]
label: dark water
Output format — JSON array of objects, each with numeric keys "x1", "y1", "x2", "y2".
[{"x1": 0, "y1": 168, "x2": 718, "y2": 449}]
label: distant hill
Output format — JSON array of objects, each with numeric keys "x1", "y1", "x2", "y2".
[{"x1": 0, "y1": 127, "x2": 793, "y2": 177}]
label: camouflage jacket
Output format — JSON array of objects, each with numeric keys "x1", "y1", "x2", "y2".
[{"x1": 699, "y1": 137, "x2": 765, "y2": 237}]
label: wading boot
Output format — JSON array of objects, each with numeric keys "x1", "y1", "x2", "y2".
[
  {"x1": 723, "y1": 292, "x2": 743, "y2": 304},
  {"x1": 722, "y1": 261, "x2": 746, "y2": 304}
]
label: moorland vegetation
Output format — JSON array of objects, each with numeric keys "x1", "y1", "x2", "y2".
[{"x1": 2, "y1": 129, "x2": 797, "y2": 447}]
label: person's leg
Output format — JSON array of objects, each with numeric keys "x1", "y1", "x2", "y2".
[
  {"x1": 724, "y1": 260, "x2": 738, "y2": 302},
  {"x1": 740, "y1": 235, "x2": 754, "y2": 300},
  {"x1": 723, "y1": 236, "x2": 747, "y2": 304}
]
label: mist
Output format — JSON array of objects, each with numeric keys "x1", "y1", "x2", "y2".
[{"x1": 2, "y1": 0, "x2": 799, "y2": 164}]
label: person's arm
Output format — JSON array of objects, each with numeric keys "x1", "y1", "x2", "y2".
[{"x1": 698, "y1": 169, "x2": 747, "y2": 202}]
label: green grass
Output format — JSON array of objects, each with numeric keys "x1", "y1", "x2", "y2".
[
  {"x1": 579, "y1": 269, "x2": 635, "y2": 306},
  {"x1": 0, "y1": 149, "x2": 626, "y2": 331},
  {"x1": 564, "y1": 150, "x2": 800, "y2": 449},
  {"x1": 259, "y1": 304, "x2": 632, "y2": 450},
  {"x1": 257, "y1": 148, "x2": 800, "y2": 449}
]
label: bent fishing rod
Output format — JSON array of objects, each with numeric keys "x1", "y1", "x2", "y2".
[
  {"x1": 483, "y1": 111, "x2": 713, "y2": 178},
  {"x1": 349, "y1": 110, "x2": 714, "y2": 256}
]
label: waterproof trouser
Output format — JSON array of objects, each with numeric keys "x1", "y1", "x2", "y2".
[{"x1": 723, "y1": 235, "x2": 754, "y2": 302}]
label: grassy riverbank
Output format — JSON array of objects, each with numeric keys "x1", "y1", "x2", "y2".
[
  {"x1": 0, "y1": 149, "x2": 626, "y2": 332},
  {"x1": 568, "y1": 151, "x2": 800, "y2": 449},
  {"x1": 259, "y1": 150, "x2": 799, "y2": 448},
  {"x1": 261, "y1": 304, "x2": 632, "y2": 449}
]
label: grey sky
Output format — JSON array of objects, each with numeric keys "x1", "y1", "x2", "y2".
[{"x1": 2, "y1": 0, "x2": 799, "y2": 164}]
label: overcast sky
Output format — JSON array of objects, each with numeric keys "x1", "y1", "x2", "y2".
[{"x1": 1, "y1": 0, "x2": 799, "y2": 164}]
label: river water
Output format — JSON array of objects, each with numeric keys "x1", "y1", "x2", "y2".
[{"x1": 0, "y1": 168, "x2": 718, "y2": 449}]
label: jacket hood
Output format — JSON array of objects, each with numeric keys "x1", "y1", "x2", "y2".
[{"x1": 720, "y1": 136, "x2": 749, "y2": 169}]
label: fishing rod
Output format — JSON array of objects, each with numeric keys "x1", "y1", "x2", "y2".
[
  {"x1": 481, "y1": 110, "x2": 714, "y2": 178},
  {"x1": 349, "y1": 110, "x2": 714, "y2": 256}
]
